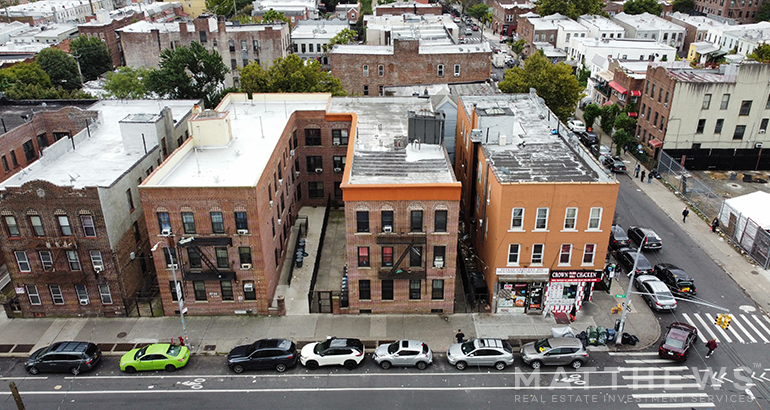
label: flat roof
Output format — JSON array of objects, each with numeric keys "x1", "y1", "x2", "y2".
[
  {"x1": 578, "y1": 15, "x2": 624, "y2": 31},
  {"x1": 332, "y1": 42, "x2": 491, "y2": 55},
  {"x1": 0, "y1": 100, "x2": 198, "y2": 190},
  {"x1": 574, "y1": 37, "x2": 677, "y2": 50},
  {"x1": 328, "y1": 97, "x2": 456, "y2": 185},
  {"x1": 613, "y1": 12, "x2": 684, "y2": 31}
]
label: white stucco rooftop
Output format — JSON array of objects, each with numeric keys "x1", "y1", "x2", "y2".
[
  {"x1": 574, "y1": 37, "x2": 677, "y2": 51},
  {"x1": 332, "y1": 42, "x2": 490, "y2": 55},
  {"x1": 578, "y1": 15, "x2": 625, "y2": 32},
  {"x1": 668, "y1": 12, "x2": 731, "y2": 30},
  {"x1": 292, "y1": 19, "x2": 348, "y2": 40},
  {"x1": 613, "y1": 12, "x2": 684, "y2": 32}
]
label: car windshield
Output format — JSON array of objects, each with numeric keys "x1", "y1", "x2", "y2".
[
  {"x1": 534, "y1": 338, "x2": 551, "y2": 352},
  {"x1": 387, "y1": 343, "x2": 399, "y2": 354},
  {"x1": 422, "y1": 343, "x2": 429, "y2": 354},
  {"x1": 678, "y1": 281, "x2": 694, "y2": 288},
  {"x1": 166, "y1": 345, "x2": 182, "y2": 357},
  {"x1": 134, "y1": 345, "x2": 148, "y2": 360},
  {"x1": 460, "y1": 340, "x2": 476, "y2": 355},
  {"x1": 665, "y1": 337, "x2": 684, "y2": 349}
]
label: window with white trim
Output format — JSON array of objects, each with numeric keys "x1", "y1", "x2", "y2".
[
  {"x1": 507, "y1": 244, "x2": 520, "y2": 265},
  {"x1": 559, "y1": 244, "x2": 572, "y2": 265},
  {"x1": 454, "y1": 64, "x2": 460, "y2": 77},
  {"x1": 363, "y1": 65, "x2": 369, "y2": 76},
  {"x1": 27, "y1": 285, "x2": 41, "y2": 305},
  {"x1": 15, "y1": 251, "x2": 30, "y2": 272},
  {"x1": 98, "y1": 284, "x2": 113, "y2": 304},
  {"x1": 582, "y1": 244, "x2": 596, "y2": 265},
  {"x1": 510, "y1": 208, "x2": 524, "y2": 230},
  {"x1": 66, "y1": 250, "x2": 81, "y2": 271},
  {"x1": 80, "y1": 215, "x2": 96, "y2": 237},
  {"x1": 563, "y1": 207, "x2": 578, "y2": 230},
  {"x1": 378, "y1": 64, "x2": 384, "y2": 76},
  {"x1": 39, "y1": 250, "x2": 53, "y2": 270},
  {"x1": 531, "y1": 244, "x2": 544, "y2": 265},
  {"x1": 49, "y1": 285, "x2": 64, "y2": 304},
  {"x1": 90, "y1": 250, "x2": 104, "y2": 271},
  {"x1": 588, "y1": 207, "x2": 602, "y2": 230},
  {"x1": 75, "y1": 285, "x2": 89, "y2": 304},
  {"x1": 535, "y1": 208, "x2": 549, "y2": 230}
]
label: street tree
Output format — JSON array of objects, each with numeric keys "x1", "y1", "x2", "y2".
[
  {"x1": 467, "y1": 4, "x2": 493, "y2": 36},
  {"x1": 239, "y1": 54, "x2": 346, "y2": 96},
  {"x1": 498, "y1": 51, "x2": 583, "y2": 121},
  {"x1": 614, "y1": 112, "x2": 637, "y2": 134},
  {"x1": 323, "y1": 28, "x2": 358, "y2": 57},
  {"x1": 70, "y1": 35, "x2": 113, "y2": 81},
  {"x1": 205, "y1": 0, "x2": 250, "y2": 16},
  {"x1": 104, "y1": 66, "x2": 150, "y2": 99},
  {"x1": 511, "y1": 39, "x2": 527, "y2": 55},
  {"x1": 582, "y1": 103, "x2": 601, "y2": 131},
  {"x1": 261, "y1": 9, "x2": 290, "y2": 23},
  {"x1": 600, "y1": 103, "x2": 621, "y2": 139},
  {"x1": 622, "y1": 0, "x2": 663, "y2": 15},
  {"x1": 36, "y1": 47, "x2": 81, "y2": 90},
  {"x1": 748, "y1": 43, "x2": 770, "y2": 62},
  {"x1": 535, "y1": 0, "x2": 604, "y2": 20},
  {"x1": 145, "y1": 42, "x2": 228, "y2": 108},
  {"x1": 672, "y1": 0, "x2": 694, "y2": 12},
  {"x1": 612, "y1": 129, "x2": 633, "y2": 156}
]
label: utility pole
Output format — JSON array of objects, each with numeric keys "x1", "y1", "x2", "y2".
[
  {"x1": 615, "y1": 234, "x2": 649, "y2": 344},
  {"x1": 9, "y1": 382, "x2": 26, "y2": 410}
]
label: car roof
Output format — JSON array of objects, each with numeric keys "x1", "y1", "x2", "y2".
[
  {"x1": 146, "y1": 344, "x2": 171, "y2": 355},
  {"x1": 547, "y1": 337, "x2": 584, "y2": 348},
  {"x1": 50, "y1": 341, "x2": 92, "y2": 353},
  {"x1": 647, "y1": 280, "x2": 671, "y2": 294},
  {"x1": 636, "y1": 274, "x2": 658, "y2": 283},
  {"x1": 670, "y1": 322, "x2": 697, "y2": 333},
  {"x1": 258, "y1": 338, "x2": 293, "y2": 350},
  {"x1": 327, "y1": 338, "x2": 363, "y2": 349},
  {"x1": 398, "y1": 340, "x2": 424, "y2": 349},
  {"x1": 475, "y1": 338, "x2": 505, "y2": 349}
]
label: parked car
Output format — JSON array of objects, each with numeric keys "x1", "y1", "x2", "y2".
[
  {"x1": 633, "y1": 275, "x2": 677, "y2": 311},
  {"x1": 25, "y1": 341, "x2": 101, "y2": 375},
  {"x1": 590, "y1": 144, "x2": 611, "y2": 158},
  {"x1": 616, "y1": 247, "x2": 654, "y2": 276},
  {"x1": 567, "y1": 119, "x2": 586, "y2": 132},
  {"x1": 459, "y1": 36, "x2": 467, "y2": 44},
  {"x1": 464, "y1": 27, "x2": 473, "y2": 35},
  {"x1": 373, "y1": 339, "x2": 433, "y2": 370},
  {"x1": 472, "y1": 25, "x2": 479, "y2": 31},
  {"x1": 659, "y1": 322, "x2": 698, "y2": 361},
  {"x1": 577, "y1": 131, "x2": 598, "y2": 146},
  {"x1": 627, "y1": 226, "x2": 663, "y2": 251},
  {"x1": 603, "y1": 156, "x2": 627, "y2": 173},
  {"x1": 578, "y1": 96, "x2": 592, "y2": 110},
  {"x1": 654, "y1": 263, "x2": 697, "y2": 297},
  {"x1": 120, "y1": 343, "x2": 190, "y2": 373},
  {"x1": 520, "y1": 337, "x2": 589, "y2": 369},
  {"x1": 609, "y1": 225, "x2": 630, "y2": 250},
  {"x1": 227, "y1": 338, "x2": 298, "y2": 373},
  {"x1": 446, "y1": 338, "x2": 514, "y2": 370},
  {"x1": 300, "y1": 337, "x2": 365, "y2": 370}
]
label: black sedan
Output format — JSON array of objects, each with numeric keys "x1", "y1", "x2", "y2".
[
  {"x1": 603, "y1": 156, "x2": 627, "y2": 173},
  {"x1": 627, "y1": 226, "x2": 663, "y2": 251},
  {"x1": 577, "y1": 131, "x2": 598, "y2": 146},
  {"x1": 654, "y1": 263, "x2": 697, "y2": 297},
  {"x1": 227, "y1": 338, "x2": 298, "y2": 373},
  {"x1": 616, "y1": 247, "x2": 654, "y2": 276},
  {"x1": 609, "y1": 225, "x2": 630, "y2": 250}
]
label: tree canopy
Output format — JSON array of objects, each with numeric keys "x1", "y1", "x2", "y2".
[
  {"x1": 535, "y1": 0, "x2": 605, "y2": 21},
  {"x1": 0, "y1": 60, "x2": 91, "y2": 99},
  {"x1": 70, "y1": 35, "x2": 113, "y2": 81},
  {"x1": 261, "y1": 9, "x2": 290, "y2": 23},
  {"x1": 599, "y1": 103, "x2": 621, "y2": 136},
  {"x1": 104, "y1": 66, "x2": 150, "y2": 99},
  {"x1": 323, "y1": 28, "x2": 358, "y2": 56},
  {"x1": 498, "y1": 51, "x2": 583, "y2": 121},
  {"x1": 205, "y1": 0, "x2": 250, "y2": 16},
  {"x1": 758, "y1": 2, "x2": 770, "y2": 21},
  {"x1": 145, "y1": 41, "x2": 228, "y2": 108},
  {"x1": 748, "y1": 43, "x2": 770, "y2": 62},
  {"x1": 671, "y1": 0, "x2": 694, "y2": 12},
  {"x1": 582, "y1": 103, "x2": 601, "y2": 130},
  {"x1": 612, "y1": 129, "x2": 633, "y2": 156},
  {"x1": 36, "y1": 47, "x2": 81, "y2": 90},
  {"x1": 240, "y1": 54, "x2": 346, "y2": 96},
  {"x1": 622, "y1": 0, "x2": 662, "y2": 15}
]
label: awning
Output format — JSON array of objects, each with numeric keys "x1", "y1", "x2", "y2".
[
  {"x1": 603, "y1": 101, "x2": 613, "y2": 106},
  {"x1": 608, "y1": 81, "x2": 627, "y2": 94},
  {"x1": 630, "y1": 90, "x2": 641, "y2": 97},
  {"x1": 648, "y1": 138, "x2": 662, "y2": 148},
  {"x1": 628, "y1": 112, "x2": 638, "y2": 117},
  {"x1": 597, "y1": 70, "x2": 614, "y2": 82}
]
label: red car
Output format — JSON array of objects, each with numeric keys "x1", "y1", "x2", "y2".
[
  {"x1": 472, "y1": 25, "x2": 479, "y2": 31},
  {"x1": 659, "y1": 322, "x2": 698, "y2": 361}
]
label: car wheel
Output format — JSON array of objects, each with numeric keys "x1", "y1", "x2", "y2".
[
  {"x1": 305, "y1": 360, "x2": 319, "y2": 370},
  {"x1": 380, "y1": 361, "x2": 392, "y2": 370},
  {"x1": 344, "y1": 360, "x2": 357, "y2": 370},
  {"x1": 275, "y1": 363, "x2": 287, "y2": 373},
  {"x1": 70, "y1": 367, "x2": 80, "y2": 376},
  {"x1": 124, "y1": 366, "x2": 136, "y2": 374},
  {"x1": 530, "y1": 360, "x2": 542, "y2": 370},
  {"x1": 571, "y1": 360, "x2": 583, "y2": 369},
  {"x1": 165, "y1": 364, "x2": 177, "y2": 372},
  {"x1": 455, "y1": 361, "x2": 467, "y2": 371},
  {"x1": 27, "y1": 366, "x2": 39, "y2": 375},
  {"x1": 416, "y1": 361, "x2": 428, "y2": 370},
  {"x1": 647, "y1": 299, "x2": 653, "y2": 309},
  {"x1": 231, "y1": 364, "x2": 245, "y2": 374},
  {"x1": 494, "y1": 361, "x2": 506, "y2": 371}
]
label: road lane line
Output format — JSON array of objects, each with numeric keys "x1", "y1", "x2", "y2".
[
  {"x1": 692, "y1": 313, "x2": 721, "y2": 342},
  {"x1": 682, "y1": 313, "x2": 707, "y2": 343},
  {"x1": 606, "y1": 366, "x2": 689, "y2": 372},
  {"x1": 608, "y1": 352, "x2": 659, "y2": 356},
  {"x1": 631, "y1": 393, "x2": 709, "y2": 399},
  {"x1": 623, "y1": 359, "x2": 678, "y2": 364},
  {"x1": 740, "y1": 314, "x2": 768, "y2": 343},
  {"x1": 637, "y1": 403, "x2": 714, "y2": 408},
  {"x1": 752, "y1": 315, "x2": 770, "y2": 342},
  {"x1": 622, "y1": 375, "x2": 696, "y2": 380}
]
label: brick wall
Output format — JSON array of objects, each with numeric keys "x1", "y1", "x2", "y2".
[
  {"x1": 638, "y1": 66, "x2": 675, "y2": 145},
  {"x1": 375, "y1": 4, "x2": 442, "y2": 15},
  {"x1": 78, "y1": 12, "x2": 141, "y2": 67}
]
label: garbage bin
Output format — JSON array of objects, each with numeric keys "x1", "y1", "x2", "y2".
[
  {"x1": 615, "y1": 318, "x2": 622, "y2": 331},
  {"x1": 730, "y1": 172, "x2": 737, "y2": 181},
  {"x1": 586, "y1": 326, "x2": 598, "y2": 345},
  {"x1": 606, "y1": 328, "x2": 616, "y2": 343},
  {"x1": 596, "y1": 326, "x2": 608, "y2": 345},
  {"x1": 295, "y1": 257, "x2": 303, "y2": 268}
]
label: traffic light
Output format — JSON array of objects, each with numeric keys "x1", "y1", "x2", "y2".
[
  {"x1": 715, "y1": 314, "x2": 724, "y2": 327},
  {"x1": 721, "y1": 314, "x2": 732, "y2": 329}
]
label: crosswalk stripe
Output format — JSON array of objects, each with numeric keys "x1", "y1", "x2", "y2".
[
  {"x1": 632, "y1": 393, "x2": 709, "y2": 399},
  {"x1": 682, "y1": 313, "x2": 707, "y2": 343},
  {"x1": 638, "y1": 404, "x2": 714, "y2": 408},
  {"x1": 753, "y1": 315, "x2": 770, "y2": 341},
  {"x1": 624, "y1": 359, "x2": 677, "y2": 364},
  {"x1": 727, "y1": 320, "x2": 746, "y2": 343},
  {"x1": 608, "y1": 352, "x2": 658, "y2": 356},
  {"x1": 740, "y1": 314, "x2": 768, "y2": 343},
  {"x1": 622, "y1": 375, "x2": 695, "y2": 380},
  {"x1": 699, "y1": 312, "x2": 734, "y2": 343},
  {"x1": 693, "y1": 313, "x2": 728, "y2": 342},
  {"x1": 617, "y1": 366, "x2": 689, "y2": 372}
]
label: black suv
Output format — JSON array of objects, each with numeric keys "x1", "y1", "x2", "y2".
[
  {"x1": 227, "y1": 338, "x2": 298, "y2": 373},
  {"x1": 603, "y1": 156, "x2": 627, "y2": 173},
  {"x1": 577, "y1": 131, "x2": 598, "y2": 146},
  {"x1": 609, "y1": 225, "x2": 630, "y2": 250},
  {"x1": 654, "y1": 263, "x2": 697, "y2": 297},
  {"x1": 627, "y1": 226, "x2": 663, "y2": 251},
  {"x1": 616, "y1": 247, "x2": 654, "y2": 276},
  {"x1": 25, "y1": 341, "x2": 101, "y2": 375}
]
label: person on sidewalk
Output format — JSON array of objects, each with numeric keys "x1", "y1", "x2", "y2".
[
  {"x1": 706, "y1": 338, "x2": 718, "y2": 358},
  {"x1": 647, "y1": 173, "x2": 653, "y2": 184},
  {"x1": 455, "y1": 329, "x2": 465, "y2": 344},
  {"x1": 711, "y1": 218, "x2": 720, "y2": 233},
  {"x1": 682, "y1": 208, "x2": 690, "y2": 223},
  {"x1": 640, "y1": 170, "x2": 646, "y2": 182},
  {"x1": 634, "y1": 164, "x2": 640, "y2": 178}
]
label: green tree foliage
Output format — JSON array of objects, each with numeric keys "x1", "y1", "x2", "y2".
[
  {"x1": 576, "y1": 65, "x2": 590, "y2": 87},
  {"x1": 748, "y1": 43, "x2": 770, "y2": 62},
  {"x1": 205, "y1": 0, "x2": 250, "y2": 17},
  {"x1": 599, "y1": 103, "x2": 621, "y2": 137},
  {"x1": 757, "y1": 2, "x2": 770, "y2": 21},
  {"x1": 582, "y1": 103, "x2": 601, "y2": 130},
  {"x1": 0, "y1": 62, "x2": 51, "y2": 89},
  {"x1": 466, "y1": 3, "x2": 489, "y2": 19},
  {"x1": 239, "y1": 54, "x2": 346, "y2": 96},
  {"x1": 511, "y1": 39, "x2": 527, "y2": 54},
  {"x1": 672, "y1": 0, "x2": 694, "y2": 12},
  {"x1": 4, "y1": 84, "x2": 91, "y2": 100},
  {"x1": 323, "y1": 28, "x2": 358, "y2": 56},
  {"x1": 614, "y1": 112, "x2": 637, "y2": 134},
  {"x1": 612, "y1": 129, "x2": 633, "y2": 156},
  {"x1": 535, "y1": 0, "x2": 605, "y2": 20},
  {"x1": 145, "y1": 42, "x2": 228, "y2": 108},
  {"x1": 261, "y1": 8, "x2": 290, "y2": 23},
  {"x1": 36, "y1": 48, "x2": 81, "y2": 90},
  {"x1": 104, "y1": 66, "x2": 150, "y2": 99},
  {"x1": 498, "y1": 52, "x2": 583, "y2": 121},
  {"x1": 622, "y1": 0, "x2": 662, "y2": 15},
  {"x1": 70, "y1": 35, "x2": 113, "y2": 81}
]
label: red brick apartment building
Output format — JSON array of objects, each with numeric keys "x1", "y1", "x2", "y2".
[
  {"x1": 330, "y1": 39, "x2": 492, "y2": 96},
  {"x1": 79, "y1": 10, "x2": 142, "y2": 67},
  {"x1": 373, "y1": 2, "x2": 442, "y2": 16},
  {"x1": 454, "y1": 94, "x2": 619, "y2": 315},
  {"x1": 490, "y1": 0, "x2": 536, "y2": 37},
  {"x1": 0, "y1": 100, "x2": 198, "y2": 317}
]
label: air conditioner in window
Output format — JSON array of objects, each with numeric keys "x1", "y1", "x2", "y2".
[
  {"x1": 94, "y1": 266, "x2": 103, "y2": 273},
  {"x1": 315, "y1": 168, "x2": 323, "y2": 174},
  {"x1": 243, "y1": 283, "x2": 254, "y2": 292},
  {"x1": 454, "y1": 73, "x2": 460, "y2": 77},
  {"x1": 237, "y1": 229, "x2": 249, "y2": 235},
  {"x1": 756, "y1": 142, "x2": 764, "y2": 148},
  {"x1": 759, "y1": 129, "x2": 766, "y2": 134},
  {"x1": 278, "y1": 179, "x2": 283, "y2": 186},
  {"x1": 79, "y1": 298, "x2": 89, "y2": 305},
  {"x1": 334, "y1": 167, "x2": 342, "y2": 173},
  {"x1": 161, "y1": 228, "x2": 172, "y2": 236},
  {"x1": 333, "y1": 141, "x2": 340, "y2": 146},
  {"x1": 277, "y1": 218, "x2": 282, "y2": 226},
  {"x1": 241, "y1": 263, "x2": 252, "y2": 269},
  {"x1": 167, "y1": 263, "x2": 178, "y2": 270},
  {"x1": 269, "y1": 200, "x2": 273, "y2": 207},
  {"x1": 383, "y1": 225, "x2": 393, "y2": 233},
  {"x1": 435, "y1": 260, "x2": 444, "y2": 268},
  {"x1": 664, "y1": 103, "x2": 668, "y2": 108},
  {"x1": 290, "y1": 149, "x2": 295, "y2": 156}
]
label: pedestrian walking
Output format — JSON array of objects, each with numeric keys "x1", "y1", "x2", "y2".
[
  {"x1": 634, "y1": 164, "x2": 640, "y2": 178},
  {"x1": 705, "y1": 338, "x2": 718, "y2": 358},
  {"x1": 647, "y1": 173, "x2": 653, "y2": 184},
  {"x1": 640, "y1": 170, "x2": 646, "y2": 182},
  {"x1": 682, "y1": 208, "x2": 690, "y2": 223},
  {"x1": 711, "y1": 218, "x2": 720, "y2": 233},
  {"x1": 623, "y1": 145, "x2": 628, "y2": 155},
  {"x1": 455, "y1": 329, "x2": 465, "y2": 344}
]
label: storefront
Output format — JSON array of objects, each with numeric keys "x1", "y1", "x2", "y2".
[
  {"x1": 494, "y1": 268, "x2": 549, "y2": 314},
  {"x1": 544, "y1": 270, "x2": 602, "y2": 316}
]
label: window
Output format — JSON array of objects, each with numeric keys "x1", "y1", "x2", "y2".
[
  {"x1": 90, "y1": 250, "x2": 104, "y2": 271},
  {"x1": 332, "y1": 129, "x2": 349, "y2": 145},
  {"x1": 126, "y1": 189, "x2": 134, "y2": 211},
  {"x1": 10, "y1": 151, "x2": 17, "y2": 167},
  {"x1": 81, "y1": 215, "x2": 96, "y2": 237},
  {"x1": 563, "y1": 207, "x2": 577, "y2": 230},
  {"x1": 221, "y1": 281, "x2": 234, "y2": 301},
  {"x1": 437, "y1": 64, "x2": 444, "y2": 77},
  {"x1": 381, "y1": 279, "x2": 394, "y2": 300},
  {"x1": 733, "y1": 125, "x2": 746, "y2": 140},
  {"x1": 382, "y1": 246, "x2": 393, "y2": 267},
  {"x1": 363, "y1": 65, "x2": 369, "y2": 76},
  {"x1": 359, "y1": 280, "x2": 371, "y2": 300},
  {"x1": 433, "y1": 246, "x2": 445, "y2": 267},
  {"x1": 66, "y1": 250, "x2": 81, "y2": 270},
  {"x1": 75, "y1": 285, "x2": 89, "y2": 304},
  {"x1": 653, "y1": 112, "x2": 658, "y2": 127},
  {"x1": 535, "y1": 208, "x2": 549, "y2": 230},
  {"x1": 306, "y1": 155, "x2": 323, "y2": 172},
  {"x1": 409, "y1": 280, "x2": 421, "y2": 300},
  {"x1": 253, "y1": 40, "x2": 259, "y2": 51},
  {"x1": 378, "y1": 64, "x2": 384, "y2": 76},
  {"x1": 559, "y1": 244, "x2": 572, "y2": 265},
  {"x1": 305, "y1": 128, "x2": 322, "y2": 146},
  {"x1": 358, "y1": 247, "x2": 370, "y2": 267},
  {"x1": 665, "y1": 91, "x2": 669, "y2": 104},
  {"x1": 761, "y1": 118, "x2": 769, "y2": 132},
  {"x1": 239, "y1": 247, "x2": 252, "y2": 265},
  {"x1": 22, "y1": 139, "x2": 35, "y2": 161},
  {"x1": 702, "y1": 94, "x2": 712, "y2": 109},
  {"x1": 531, "y1": 244, "x2": 544, "y2": 265},
  {"x1": 231, "y1": 59, "x2": 237, "y2": 69},
  {"x1": 720, "y1": 93, "x2": 730, "y2": 109},
  {"x1": 215, "y1": 247, "x2": 229, "y2": 269},
  {"x1": 356, "y1": 211, "x2": 369, "y2": 232},
  {"x1": 188, "y1": 248, "x2": 202, "y2": 269},
  {"x1": 715, "y1": 119, "x2": 724, "y2": 133},
  {"x1": 651, "y1": 84, "x2": 655, "y2": 99},
  {"x1": 235, "y1": 211, "x2": 248, "y2": 230},
  {"x1": 454, "y1": 64, "x2": 460, "y2": 77},
  {"x1": 27, "y1": 285, "x2": 41, "y2": 305},
  {"x1": 199, "y1": 30, "x2": 207, "y2": 43},
  {"x1": 50, "y1": 285, "x2": 64, "y2": 304},
  {"x1": 510, "y1": 208, "x2": 524, "y2": 230},
  {"x1": 15, "y1": 251, "x2": 30, "y2": 271},
  {"x1": 4, "y1": 215, "x2": 19, "y2": 237},
  {"x1": 410, "y1": 246, "x2": 422, "y2": 267},
  {"x1": 582, "y1": 244, "x2": 596, "y2": 265},
  {"x1": 588, "y1": 207, "x2": 602, "y2": 230},
  {"x1": 432, "y1": 279, "x2": 444, "y2": 300},
  {"x1": 38, "y1": 250, "x2": 53, "y2": 270},
  {"x1": 435, "y1": 210, "x2": 448, "y2": 232},
  {"x1": 696, "y1": 119, "x2": 706, "y2": 134},
  {"x1": 243, "y1": 281, "x2": 256, "y2": 300},
  {"x1": 229, "y1": 39, "x2": 235, "y2": 52},
  {"x1": 507, "y1": 244, "x2": 520, "y2": 265},
  {"x1": 98, "y1": 284, "x2": 113, "y2": 304},
  {"x1": 740, "y1": 100, "x2": 752, "y2": 116},
  {"x1": 308, "y1": 182, "x2": 324, "y2": 198},
  {"x1": 210, "y1": 212, "x2": 224, "y2": 233},
  {"x1": 381, "y1": 211, "x2": 393, "y2": 231},
  {"x1": 766, "y1": 94, "x2": 770, "y2": 109},
  {"x1": 410, "y1": 210, "x2": 423, "y2": 232},
  {"x1": 193, "y1": 281, "x2": 206, "y2": 301},
  {"x1": 182, "y1": 212, "x2": 196, "y2": 234},
  {"x1": 363, "y1": 85, "x2": 369, "y2": 96},
  {"x1": 157, "y1": 212, "x2": 170, "y2": 233},
  {"x1": 169, "y1": 280, "x2": 183, "y2": 302}
]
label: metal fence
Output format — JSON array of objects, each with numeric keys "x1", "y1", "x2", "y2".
[{"x1": 719, "y1": 200, "x2": 770, "y2": 270}]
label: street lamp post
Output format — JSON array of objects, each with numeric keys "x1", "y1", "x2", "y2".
[
  {"x1": 152, "y1": 239, "x2": 192, "y2": 349},
  {"x1": 615, "y1": 234, "x2": 649, "y2": 345}
]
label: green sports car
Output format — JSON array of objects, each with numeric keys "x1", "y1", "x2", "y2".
[{"x1": 120, "y1": 343, "x2": 190, "y2": 373}]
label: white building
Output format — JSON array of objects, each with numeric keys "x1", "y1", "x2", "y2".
[
  {"x1": 612, "y1": 12, "x2": 686, "y2": 51},
  {"x1": 526, "y1": 13, "x2": 589, "y2": 53},
  {"x1": 719, "y1": 21, "x2": 770, "y2": 55},
  {"x1": 251, "y1": 0, "x2": 318, "y2": 24},
  {"x1": 291, "y1": 19, "x2": 349, "y2": 65},
  {"x1": 0, "y1": 22, "x2": 31, "y2": 45},
  {"x1": 5, "y1": 0, "x2": 114, "y2": 25},
  {"x1": 667, "y1": 12, "x2": 731, "y2": 44},
  {"x1": 577, "y1": 15, "x2": 625, "y2": 40},
  {"x1": 570, "y1": 37, "x2": 677, "y2": 76},
  {"x1": 364, "y1": 14, "x2": 460, "y2": 46}
]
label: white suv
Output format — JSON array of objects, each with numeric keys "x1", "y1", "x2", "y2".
[{"x1": 300, "y1": 337, "x2": 365, "y2": 370}]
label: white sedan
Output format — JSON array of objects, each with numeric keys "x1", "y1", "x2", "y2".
[
  {"x1": 300, "y1": 337, "x2": 365, "y2": 370},
  {"x1": 567, "y1": 119, "x2": 586, "y2": 132}
]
